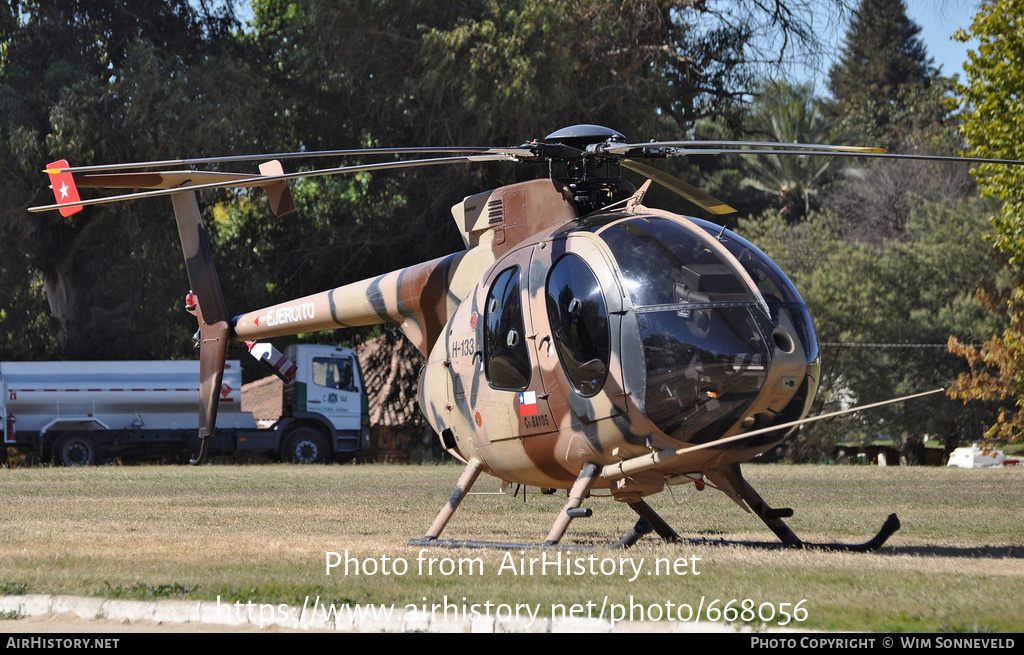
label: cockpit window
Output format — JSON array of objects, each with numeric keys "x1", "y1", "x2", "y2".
[
  {"x1": 688, "y1": 217, "x2": 804, "y2": 306},
  {"x1": 688, "y1": 217, "x2": 819, "y2": 365},
  {"x1": 598, "y1": 217, "x2": 758, "y2": 308},
  {"x1": 545, "y1": 254, "x2": 610, "y2": 396},
  {"x1": 483, "y1": 266, "x2": 531, "y2": 391}
]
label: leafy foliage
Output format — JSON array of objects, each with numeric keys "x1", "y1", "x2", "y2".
[
  {"x1": 2, "y1": 0, "x2": 851, "y2": 360},
  {"x1": 741, "y1": 199, "x2": 1005, "y2": 459},
  {"x1": 947, "y1": 0, "x2": 1024, "y2": 442},
  {"x1": 741, "y1": 81, "x2": 857, "y2": 220},
  {"x1": 0, "y1": 1, "x2": 255, "y2": 359},
  {"x1": 822, "y1": 0, "x2": 968, "y2": 245}
]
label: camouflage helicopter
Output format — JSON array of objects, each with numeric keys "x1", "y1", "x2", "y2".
[{"x1": 35, "y1": 124, "x2": 1001, "y2": 551}]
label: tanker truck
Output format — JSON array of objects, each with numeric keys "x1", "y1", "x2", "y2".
[{"x1": 0, "y1": 344, "x2": 369, "y2": 466}]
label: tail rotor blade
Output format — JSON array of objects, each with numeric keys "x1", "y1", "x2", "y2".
[{"x1": 171, "y1": 190, "x2": 229, "y2": 325}]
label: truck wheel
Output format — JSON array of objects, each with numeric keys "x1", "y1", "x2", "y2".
[
  {"x1": 52, "y1": 432, "x2": 100, "y2": 466},
  {"x1": 282, "y1": 428, "x2": 329, "y2": 464}
]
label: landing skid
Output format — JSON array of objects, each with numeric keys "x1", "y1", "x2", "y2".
[
  {"x1": 708, "y1": 463, "x2": 901, "y2": 552},
  {"x1": 407, "y1": 518, "x2": 654, "y2": 551},
  {"x1": 674, "y1": 513, "x2": 901, "y2": 553},
  {"x1": 408, "y1": 461, "x2": 900, "y2": 552}
]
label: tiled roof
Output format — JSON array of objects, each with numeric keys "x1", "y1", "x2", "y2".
[
  {"x1": 240, "y1": 373, "x2": 283, "y2": 421},
  {"x1": 240, "y1": 332, "x2": 425, "y2": 428},
  {"x1": 355, "y1": 331, "x2": 426, "y2": 428}
]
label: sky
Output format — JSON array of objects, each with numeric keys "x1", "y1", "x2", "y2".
[
  {"x1": 907, "y1": 0, "x2": 979, "y2": 79},
  {"x1": 798, "y1": 0, "x2": 982, "y2": 88}
]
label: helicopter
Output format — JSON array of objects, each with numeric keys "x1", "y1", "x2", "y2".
[{"x1": 34, "y1": 124, "x2": 1006, "y2": 552}]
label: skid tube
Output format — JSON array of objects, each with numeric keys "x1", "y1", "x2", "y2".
[
  {"x1": 708, "y1": 463, "x2": 902, "y2": 553},
  {"x1": 408, "y1": 512, "x2": 900, "y2": 553},
  {"x1": 408, "y1": 517, "x2": 656, "y2": 551},
  {"x1": 408, "y1": 460, "x2": 900, "y2": 553},
  {"x1": 671, "y1": 513, "x2": 901, "y2": 553}
]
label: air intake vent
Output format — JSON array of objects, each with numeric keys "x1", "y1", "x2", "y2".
[{"x1": 487, "y1": 198, "x2": 504, "y2": 225}]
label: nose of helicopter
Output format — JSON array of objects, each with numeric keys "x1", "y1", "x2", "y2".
[
  {"x1": 596, "y1": 214, "x2": 819, "y2": 449},
  {"x1": 635, "y1": 298, "x2": 819, "y2": 449}
]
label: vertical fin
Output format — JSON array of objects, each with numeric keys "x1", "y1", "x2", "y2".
[
  {"x1": 170, "y1": 190, "x2": 231, "y2": 464},
  {"x1": 259, "y1": 160, "x2": 296, "y2": 216}
]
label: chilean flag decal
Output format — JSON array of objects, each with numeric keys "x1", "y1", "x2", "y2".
[{"x1": 518, "y1": 391, "x2": 538, "y2": 416}]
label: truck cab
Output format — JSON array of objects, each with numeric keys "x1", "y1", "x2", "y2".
[{"x1": 280, "y1": 344, "x2": 370, "y2": 462}]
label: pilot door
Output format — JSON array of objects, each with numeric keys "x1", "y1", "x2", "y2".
[
  {"x1": 471, "y1": 247, "x2": 556, "y2": 441},
  {"x1": 436, "y1": 245, "x2": 572, "y2": 486}
]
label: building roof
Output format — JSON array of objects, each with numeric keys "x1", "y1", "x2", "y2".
[
  {"x1": 240, "y1": 332, "x2": 426, "y2": 428},
  {"x1": 240, "y1": 373, "x2": 283, "y2": 421},
  {"x1": 356, "y1": 331, "x2": 426, "y2": 428}
]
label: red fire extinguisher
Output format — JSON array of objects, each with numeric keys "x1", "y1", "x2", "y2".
[{"x1": 4, "y1": 414, "x2": 15, "y2": 444}]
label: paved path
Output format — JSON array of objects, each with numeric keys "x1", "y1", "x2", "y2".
[{"x1": 0, "y1": 594, "x2": 741, "y2": 633}]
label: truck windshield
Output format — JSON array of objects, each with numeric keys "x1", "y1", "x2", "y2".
[{"x1": 312, "y1": 357, "x2": 354, "y2": 390}]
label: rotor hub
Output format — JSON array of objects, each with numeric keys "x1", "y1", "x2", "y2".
[
  {"x1": 541, "y1": 125, "x2": 633, "y2": 214},
  {"x1": 544, "y1": 124, "x2": 627, "y2": 151}
]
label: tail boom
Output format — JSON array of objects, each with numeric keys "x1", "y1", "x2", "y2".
[{"x1": 231, "y1": 245, "x2": 491, "y2": 355}]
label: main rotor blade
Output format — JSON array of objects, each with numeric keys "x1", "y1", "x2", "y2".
[
  {"x1": 622, "y1": 159, "x2": 736, "y2": 215},
  {"x1": 605, "y1": 140, "x2": 1024, "y2": 167},
  {"x1": 603, "y1": 140, "x2": 887, "y2": 155},
  {"x1": 42, "y1": 147, "x2": 535, "y2": 175},
  {"x1": 30, "y1": 154, "x2": 515, "y2": 213},
  {"x1": 674, "y1": 149, "x2": 1024, "y2": 166},
  {"x1": 73, "y1": 170, "x2": 269, "y2": 189},
  {"x1": 601, "y1": 388, "x2": 945, "y2": 481}
]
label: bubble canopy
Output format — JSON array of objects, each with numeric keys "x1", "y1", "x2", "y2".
[{"x1": 555, "y1": 213, "x2": 819, "y2": 446}]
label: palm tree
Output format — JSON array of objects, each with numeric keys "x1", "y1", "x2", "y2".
[{"x1": 742, "y1": 81, "x2": 856, "y2": 220}]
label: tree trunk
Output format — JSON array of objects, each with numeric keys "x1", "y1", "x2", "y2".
[{"x1": 41, "y1": 266, "x2": 77, "y2": 358}]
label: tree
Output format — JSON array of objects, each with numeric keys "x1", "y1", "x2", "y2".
[
  {"x1": 0, "y1": 1, "x2": 273, "y2": 359},
  {"x1": 740, "y1": 81, "x2": 856, "y2": 221},
  {"x1": 247, "y1": 0, "x2": 850, "y2": 146},
  {"x1": 822, "y1": 0, "x2": 966, "y2": 244},
  {"x1": 1, "y1": 0, "x2": 857, "y2": 361},
  {"x1": 823, "y1": 128, "x2": 977, "y2": 245},
  {"x1": 826, "y1": 0, "x2": 940, "y2": 149},
  {"x1": 223, "y1": 0, "x2": 859, "y2": 308},
  {"x1": 947, "y1": 0, "x2": 1024, "y2": 443},
  {"x1": 739, "y1": 198, "x2": 1005, "y2": 460}
]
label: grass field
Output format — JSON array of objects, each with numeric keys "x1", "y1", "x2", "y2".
[{"x1": 0, "y1": 462, "x2": 1022, "y2": 632}]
